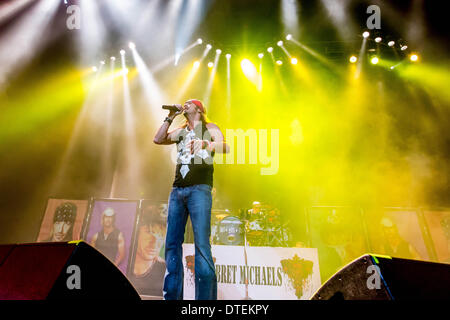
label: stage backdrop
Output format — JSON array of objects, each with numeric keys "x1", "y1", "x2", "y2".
[
  {"x1": 182, "y1": 244, "x2": 321, "y2": 300},
  {"x1": 83, "y1": 199, "x2": 139, "y2": 275},
  {"x1": 37, "y1": 198, "x2": 88, "y2": 242}
]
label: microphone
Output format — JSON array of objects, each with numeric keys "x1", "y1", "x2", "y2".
[{"x1": 162, "y1": 104, "x2": 181, "y2": 112}]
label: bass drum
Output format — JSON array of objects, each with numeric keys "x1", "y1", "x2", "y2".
[{"x1": 215, "y1": 216, "x2": 244, "y2": 245}]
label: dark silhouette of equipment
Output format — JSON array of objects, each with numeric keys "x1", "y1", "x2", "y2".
[
  {"x1": 311, "y1": 254, "x2": 450, "y2": 300},
  {"x1": 0, "y1": 241, "x2": 140, "y2": 300}
]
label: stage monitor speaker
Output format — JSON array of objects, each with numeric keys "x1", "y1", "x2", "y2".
[
  {"x1": 0, "y1": 241, "x2": 140, "y2": 300},
  {"x1": 311, "y1": 254, "x2": 450, "y2": 300}
]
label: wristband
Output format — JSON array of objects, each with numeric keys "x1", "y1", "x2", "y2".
[{"x1": 164, "y1": 117, "x2": 173, "y2": 124}]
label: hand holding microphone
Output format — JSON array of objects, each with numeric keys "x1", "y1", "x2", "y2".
[{"x1": 162, "y1": 104, "x2": 184, "y2": 118}]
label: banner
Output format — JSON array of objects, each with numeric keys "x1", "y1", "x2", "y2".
[
  {"x1": 182, "y1": 244, "x2": 321, "y2": 300},
  {"x1": 37, "y1": 198, "x2": 88, "y2": 242},
  {"x1": 83, "y1": 199, "x2": 139, "y2": 275},
  {"x1": 127, "y1": 200, "x2": 167, "y2": 298},
  {"x1": 366, "y1": 209, "x2": 429, "y2": 261}
]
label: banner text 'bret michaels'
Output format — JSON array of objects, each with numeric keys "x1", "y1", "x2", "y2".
[{"x1": 171, "y1": 128, "x2": 279, "y2": 175}]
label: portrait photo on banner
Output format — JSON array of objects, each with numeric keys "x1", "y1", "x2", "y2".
[
  {"x1": 307, "y1": 206, "x2": 369, "y2": 283},
  {"x1": 127, "y1": 200, "x2": 168, "y2": 298},
  {"x1": 365, "y1": 208, "x2": 430, "y2": 261},
  {"x1": 83, "y1": 199, "x2": 139, "y2": 275},
  {"x1": 36, "y1": 198, "x2": 88, "y2": 243}
]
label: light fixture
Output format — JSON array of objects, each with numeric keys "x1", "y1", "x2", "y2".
[{"x1": 410, "y1": 54, "x2": 419, "y2": 62}]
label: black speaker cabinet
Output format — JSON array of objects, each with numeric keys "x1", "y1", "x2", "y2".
[
  {"x1": 0, "y1": 241, "x2": 140, "y2": 300},
  {"x1": 311, "y1": 254, "x2": 450, "y2": 300}
]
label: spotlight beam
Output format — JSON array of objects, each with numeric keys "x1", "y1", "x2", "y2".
[
  {"x1": 203, "y1": 49, "x2": 222, "y2": 105},
  {"x1": 131, "y1": 46, "x2": 167, "y2": 121},
  {"x1": 0, "y1": 0, "x2": 60, "y2": 86}
]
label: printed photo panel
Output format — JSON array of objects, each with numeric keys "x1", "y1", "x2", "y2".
[
  {"x1": 365, "y1": 208, "x2": 430, "y2": 261},
  {"x1": 83, "y1": 199, "x2": 139, "y2": 275},
  {"x1": 37, "y1": 198, "x2": 88, "y2": 242},
  {"x1": 307, "y1": 206, "x2": 369, "y2": 283},
  {"x1": 127, "y1": 200, "x2": 168, "y2": 298}
]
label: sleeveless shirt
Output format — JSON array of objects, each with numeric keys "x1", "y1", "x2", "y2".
[
  {"x1": 95, "y1": 228, "x2": 121, "y2": 262},
  {"x1": 173, "y1": 122, "x2": 214, "y2": 187}
]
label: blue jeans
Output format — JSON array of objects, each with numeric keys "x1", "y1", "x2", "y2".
[{"x1": 163, "y1": 184, "x2": 217, "y2": 300}]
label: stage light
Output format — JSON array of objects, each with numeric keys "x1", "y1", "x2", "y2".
[
  {"x1": 349, "y1": 55, "x2": 357, "y2": 63},
  {"x1": 92, "y1": 66, "x2": 98, "y2": 72},
  {"x1": 241, "y1": 59, "x2": 257, "y2": 81},
  {"x1": 120, "y1": 68, "x2": 129, "y2": 76},
  {"x1": 258, "y1": 53, "x2": 264, "y2": 59},
  {"x1": 371, "y1": 56, "x2": 379, "y2": 64},
  {"x1": 401, "y1": 45, "x2": 408, "y2": 51},
  {"x1": 111, "y1": 57, "x2": 116, "y2": 61},
  {"x1": 197, "y1": 38, "x2": 203, "y2": 44},
  {"x1": 100, "y1": 60, "x2": 105, "y2": 65},
  {"x1": 276, "y1": 60, "x2": 283, "y2": 65},
  {"x1": 390, "y1": 66, "x2": 395, "y2": 70},
  {"x1": 410, "y1": 54, "x2": 419, "y2": 62},
  {"x1": 120, "y1": 49, "x2": 126, "y2": 55},
  {"x1": 206, "y1": 44, "x2": 212, "y2": 50},
  {"x1": 216, "y1": 49, "x2": 222, "y2": 54},
  {"x1": 388, "y1": 41, "x2": 395, "y2": 47},
  {"x1": 128, "y1": 42, "x2": 136, "y2": 50},
  {"x1": 193, "y1": 60, "x2": 200, "y2": 68},
  {"x1": 226, "y1": 54, "x2": 231, "y2": 59},
  {"x1": 375, "y1": 37, "x2": 382, "y2": 43},
  {"x1": 290, "y1": 57, "x2": 298, "y2": 64},
  {"x1": 208, "y1": 62, "x2": 214, "y2": 68},
  {"x1": 267, "y1": 47, "x2": 273, "y2": 53},
  {"x1": 286, "y1": 34, "x2": 292, "y2": 41},
  {"x1": 277, "y1": 40, "x2": 283, "y2": 47},
  {"x1": 362, "y1": 31, "x2": 370, "y2": 38}
]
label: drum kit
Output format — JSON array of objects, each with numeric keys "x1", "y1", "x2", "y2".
[{"x1": 211, "y1": 205, "x2": 292, "y2": 247}]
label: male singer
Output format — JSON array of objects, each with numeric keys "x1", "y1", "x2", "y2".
[{"x1": 153, "y1": 99, "x2": 229, "y2": 300}]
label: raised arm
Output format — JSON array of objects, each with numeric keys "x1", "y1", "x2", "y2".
[{"x1": 153, "y1": 105, "x2": 183, "y2": 145}]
